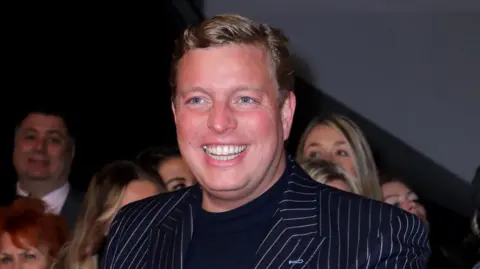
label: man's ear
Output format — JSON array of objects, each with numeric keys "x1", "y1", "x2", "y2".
[
  {"x1": 281, "y1": 91, "x2": 296, "y2": 140},
  {"x1": 70, "y1": 141, "x2": 76, "y2": 159},
  {"x1": 171, "y1": 101, "x2": 177, "y2": 124},
  {"x1": 71, "y1": 144, "x2": 76, "y2": 159}
]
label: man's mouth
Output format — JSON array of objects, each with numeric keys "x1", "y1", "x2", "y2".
[
  {"x1": 202, "y1": 145, "x2": 247, "y2": 161},
  {"x1": 28, "y1": 157, "x2": 49, "y2": 165}
]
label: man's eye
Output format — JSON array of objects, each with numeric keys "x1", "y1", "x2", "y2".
[
  {"x1": 24, "y1": 135, "x2": 36, "y2": 140},
  {"x1": 47, "y1": 137, "x2": 62, "y2": 144},
  {"x1": 239, "y1": 96, "x2": 255, "y2": 103},
  {"x1": 186, "y1": 97, "x2": 204, "y2": 104}
]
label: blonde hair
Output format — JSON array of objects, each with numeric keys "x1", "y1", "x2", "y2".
[
  {"x1": 300, "y1": 159, "x2": 361, "y2": 194},
  {"x1": 473, "y1": 209, "x2": 480, "y2": 238},
  {"x1": 296, "y1": 114, "x2": 382, "y2": 200},
  {"x1": 170, "y1": 14, "x2": 294, "y2": 100},
  {"x1": 54, "y1": 161, "x2": 162, "y2": 269}
]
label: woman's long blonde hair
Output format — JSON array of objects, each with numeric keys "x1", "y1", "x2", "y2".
[
  {"x1": 296, "y1": 114, "x2": 382, "y2": 200},
  {"x1": 54, "y1": 160, "x2": 162, "y2": 269}
]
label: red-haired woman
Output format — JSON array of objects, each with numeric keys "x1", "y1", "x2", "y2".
[{"x1": 0, "y1": 197, "x2": 69, "y2": 269}]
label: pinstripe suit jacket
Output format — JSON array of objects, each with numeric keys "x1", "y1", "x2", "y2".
[{"x1": 102, "y1": 156, "x2": 430, "y2": 269}]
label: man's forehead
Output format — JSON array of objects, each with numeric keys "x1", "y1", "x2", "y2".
[{"x1": 18, "y1": 113, "x2": 68, "y2": 133}]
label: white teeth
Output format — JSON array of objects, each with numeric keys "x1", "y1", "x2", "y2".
[{"x1": 202, "y1": 145, "x2": 247, "y2": 160}]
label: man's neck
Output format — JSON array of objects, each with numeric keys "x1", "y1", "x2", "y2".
[
  {"x1": 18, "y1": 177, "x2": 67, "y2": 198},
  {"x1": 201, "y1": 152, "x2": 287, "y2": 213}
]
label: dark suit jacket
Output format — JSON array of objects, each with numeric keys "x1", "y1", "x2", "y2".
[
  {"x1": 0, "y1": 182, "x2": 83, "y2": 231},
  {"x1": 60, "y1": 188, "x2": 84, "y2": 231},
  {"x1": 102, "y1": 155, "x2": 430, "y2": 269}
]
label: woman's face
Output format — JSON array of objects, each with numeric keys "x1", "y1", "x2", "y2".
[
  {"x1": 0, "y1": 233, "x2": 49, "y2": 269},
  {"x1": 105, "y1": 179, "x2": 161, "y2": 235},
  {"x1": 303, "y1": 124, "x2": 356, "y2": 177},
  {"x1": 119, "y1": 179, "x2": 161, "y2": 208},
  {"x1": 158, "y1": 157, "x2": 196, "y2": 192},
  {"x1": 382, "y1": 181, "x2": 427, "y2": 223}
]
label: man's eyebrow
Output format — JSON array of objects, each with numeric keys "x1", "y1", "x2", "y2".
[
  {"x1": 180, "y1": 85, "x2": 263, "y2": 94},
  {"x1": 45, "y1": 130, "x2": 67, "y2": 137},
  {"x1": 179, "y1": 86, "x2": 209, "y2": 95}
]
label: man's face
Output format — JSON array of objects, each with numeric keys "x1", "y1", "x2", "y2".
[
  {"x1": 172, "y1": 44, "x2": 295, "y2": 206},
  {"x1": 13, "y1": 113, "x2": 74, "y2": 181}
]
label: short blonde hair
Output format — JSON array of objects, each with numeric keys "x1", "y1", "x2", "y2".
[
  {"x1": 170, "y1": 14, "x2": 294, "y2": 99},
  {"x1": 300, "y1": 159, "x2": 361, "y2": 195}
]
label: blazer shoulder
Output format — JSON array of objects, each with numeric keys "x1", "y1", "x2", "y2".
[
  {"x1": 112, "y1": 186, "x2": 193, "y2": 230},
  {"x1": 315, "y1": 188, "x2": 430, "y2": 267},
  {"x1": 317, "y1": 186, "x2": 389, "y2": 214},
  {"x1": 316, "y1": 187, "x2": 417, "y2": 232}
]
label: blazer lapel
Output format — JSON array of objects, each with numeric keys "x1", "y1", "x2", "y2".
[
  {"x1": 147, "y1": 187, "x2": 200, "y2": 269},
  {"x1": 253, "y1": 156, "x2": 329, "y2": 269}
]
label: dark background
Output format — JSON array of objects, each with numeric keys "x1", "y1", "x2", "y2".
[{"x1": 3, "y1": 2, "x2": 182, "y2": 190}]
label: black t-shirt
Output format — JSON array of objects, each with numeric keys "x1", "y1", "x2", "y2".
[{"x1": 184, "y1": 176, "x2": 286, "y2": 269}]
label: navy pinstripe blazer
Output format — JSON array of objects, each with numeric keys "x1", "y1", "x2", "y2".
[{"x1": 102, "y1": 156, "x2": 430, "y2": 269}]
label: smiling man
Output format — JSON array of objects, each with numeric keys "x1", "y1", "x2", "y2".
[
  {"x1": 9, "y1": 107, "x2": 83, "y2": 230},
  {"x1": 103, "y1": 14, "x2": 430, "y2": 269}
]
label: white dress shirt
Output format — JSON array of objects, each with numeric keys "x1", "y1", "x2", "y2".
[{"x1": 17, "y1": 182, "x2": 70, "y2": 215}]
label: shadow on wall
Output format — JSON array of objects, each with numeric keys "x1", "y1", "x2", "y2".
[
  {"x1": 287, "y1": 54, "x2": 475, "y2": 214},
  {"x1": 287, "y1": 56, "x2": 473, "y2": 246}
]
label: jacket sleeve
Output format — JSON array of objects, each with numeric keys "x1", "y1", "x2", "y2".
[{"x1": 368, "y1": 207, "x2": 431, "y2": 269}]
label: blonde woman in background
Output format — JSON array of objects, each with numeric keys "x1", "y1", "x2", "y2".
[
  {"x1": 300, "y1": 159, "x2": 361, "y2": 194},
  {"x1": 53, "y1": 160, "x2": 163, "y2": 269},
  {"x1": 296, "y1": 114, "x2": 382, "y2": 200},
  {"x1": 470, "y1": 209, "x2": 479, "y2": 269}
]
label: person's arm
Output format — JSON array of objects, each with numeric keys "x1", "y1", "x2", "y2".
[{"x1": 369, "y1": 208, "x2": 430, "y2": 269}]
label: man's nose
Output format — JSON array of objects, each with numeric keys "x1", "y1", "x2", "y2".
[
  {"x1": 207, "y1": 103, "x2": 237, "y2": 134},
  {"x1": 33, "y1": 138, "x2": 47, "y2": 152}
]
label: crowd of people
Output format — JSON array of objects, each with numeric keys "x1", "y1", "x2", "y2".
[{"x1": 1, "y1": 13, "x2": 478, "y2": 269}]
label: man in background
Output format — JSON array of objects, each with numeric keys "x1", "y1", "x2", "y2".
[{"x1": 7, "y1": 107, "x2": 83, "y2": 230}]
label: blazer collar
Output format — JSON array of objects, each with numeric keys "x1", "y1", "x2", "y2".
[
  {"x1": 147, "y1": 186, "x2": 199, "y2": 269},
  {"x1": 147, "y1": 154, "x2": 328, "y2": 269},
  {"x1": 252, "y1": 154, "x2": 328, "y2": 268}
]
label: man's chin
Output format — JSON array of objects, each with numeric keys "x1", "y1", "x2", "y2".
[
  {"x1": 201, "y1": 179, "x2": 249, "y2": 194},
  {"x1": 26, "y1": 173, "x2": 51, "y2": 180}
]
